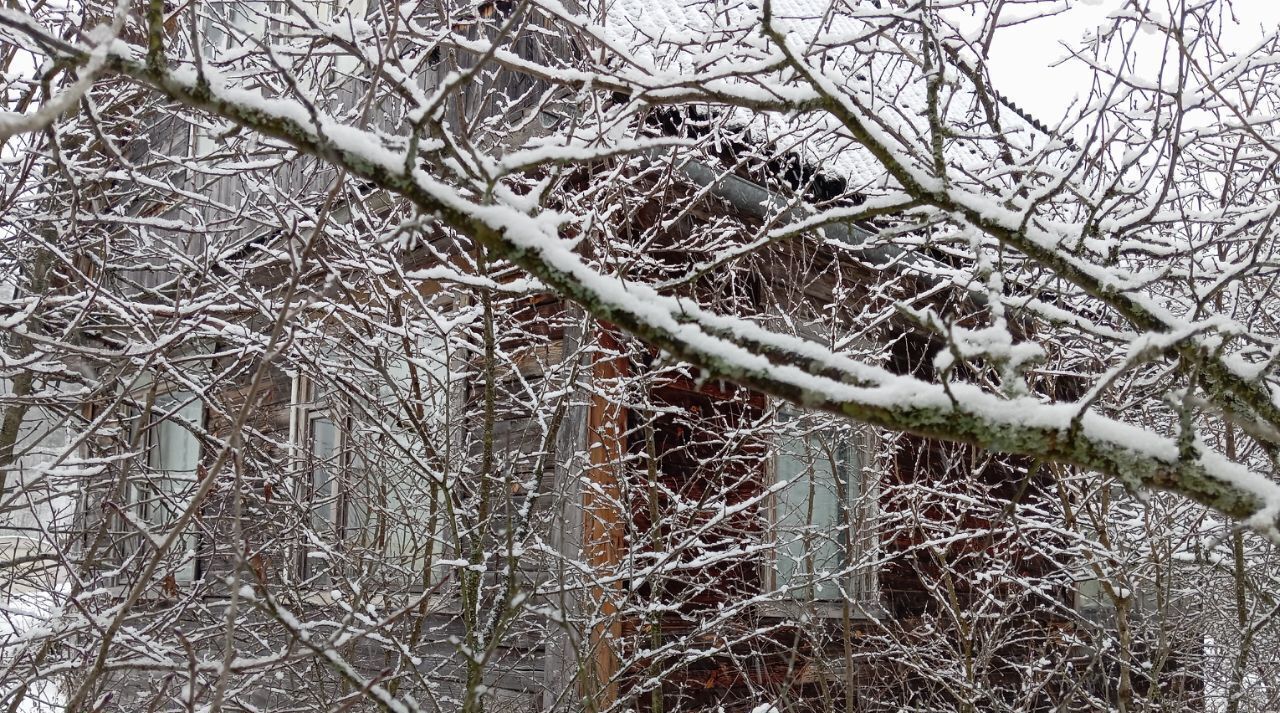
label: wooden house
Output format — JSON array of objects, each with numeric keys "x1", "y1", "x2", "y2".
[{"x1": 3, "y1": 1, "x2": 1206, "y2": 711}]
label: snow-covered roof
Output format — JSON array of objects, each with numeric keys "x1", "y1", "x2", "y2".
[{"x1": 589, "y1": 0, "x2": 1040, "y2": 192}]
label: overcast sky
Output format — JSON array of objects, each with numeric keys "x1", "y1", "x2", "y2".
[{"x1": 979, "y1": 0, "x2": 1280, "y2": 123}]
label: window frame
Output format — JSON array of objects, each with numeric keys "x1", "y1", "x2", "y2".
[
  {"x1": 295, "y1": 388, "x2": 352, "y2": 583},
  {"x1": 290, "y1": 335, "x2": 454, "y2": 590},
  {"x1": 121, "y1": 387, "x2": 206, "y2": 585},
  {"x1": 764, "y1": 407, "x2": 879, "y2": 615}
]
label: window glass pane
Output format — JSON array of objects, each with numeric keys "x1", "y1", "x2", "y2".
[
  {"x1": 378, "y1": 336, "x2": 448, "y2": 583},
  {"x1": 348, "y1": 426, "x2": 443, "y2": 585},
  {"x1": 152, "y1": 395, "x2": 202, "y2": 475},
  {"x1": 344, "y1": 447, "x2": 368, "y2": 537},
  {"x1": 146, "y1": 391, "x2": 203, "y2": 581},
  {"x1": 775, "y1": 428, "x2": 859, "y2": 600},
  {"x1": 311, "y1": 416, "x2": 339, "y2": 528},
  {"x1": 204, "y1": 0, "x2": 268, "y2": 49},
  {"x1": 383, "y1": 453, "x2": 440, "y2": 573},
  {"x1": 1076, "y1": 577, "x2": 1109, "y2": 611},
  {"x1": 381, "y1": 334, "x2": 451, "y2": 424},
  {"x1": 305, "y1": 415, "x2": 341, "y2": 581}
]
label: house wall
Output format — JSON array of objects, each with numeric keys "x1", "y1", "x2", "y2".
[{"x1": 43, "y1": 12, "x2": 1206, "y2": 710}]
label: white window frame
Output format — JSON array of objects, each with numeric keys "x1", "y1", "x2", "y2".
[
  {"x1": 765, "y1": 408, "x2": 878, "y2": 614},
  {"x1": 296, "y1": 392, "x2": 349, "y2": 583},
  {"x1": 292, "y1": 334, "x2": 452, "y2": 590}
]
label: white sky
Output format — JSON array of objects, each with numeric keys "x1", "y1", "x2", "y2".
[{"x1": 979, "y1": 0, "x2": 1280, "y2": 123}]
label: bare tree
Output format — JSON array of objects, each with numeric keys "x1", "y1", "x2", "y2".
[{"x1": 1, "y1": 0, "x2": 1280, "y2": 711}]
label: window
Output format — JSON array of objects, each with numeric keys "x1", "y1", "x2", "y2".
[
  {"x1": 130, "y1": 391, "x2": 204, "y2": 583},
  {"x1": 771, "y1": 412, "x2": 875, "y2": 603},
  {"x1": 200, "y1": 1, "x2": 368, "y2": 54},
  {"x1": 1075, "y1": 574, "x2": 1160, "y2": 618},
  {"x1": 1075, "y1": 577, "x2": 1115, "y2": 615},
  {"x1": 304, "y1": 410, "x2": 343, "y2": 578},
  {"x1": 201, "y1": 0, "x2": 281, "y2": 51},
  {"x1": 296, "y1": 335, "x2": 451, "y2": 588}
]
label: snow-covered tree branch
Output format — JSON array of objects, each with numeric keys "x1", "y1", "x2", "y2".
[{"x1": 2, "y1": 0, "x2": 1279, "y2": 710}]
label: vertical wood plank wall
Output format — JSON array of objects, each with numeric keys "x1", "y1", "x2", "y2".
[{"x1": 581, "y1": 327, "x2": 628, "y2": 709}]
